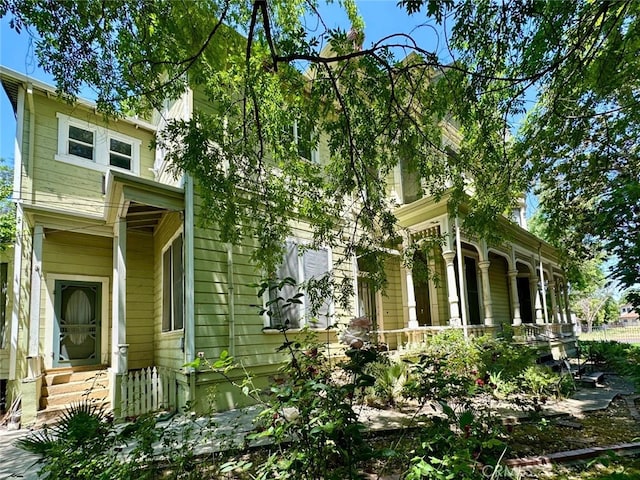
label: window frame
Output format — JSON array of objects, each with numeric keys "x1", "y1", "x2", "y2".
[
  {"x1": 263, "y1": 239, "x2": 333, "y2": 330},
  {"x1": 55, "y1": 112, "x2": 141, "y2": 175},
  {"x1": 161, "y1": 231, "x2": 185, "y2": 333},
  {"x1": 290, "y1": 120, "x2": 320, "y2": 164}
]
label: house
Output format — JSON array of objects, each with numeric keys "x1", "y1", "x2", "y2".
[
  {"x1": 0, "y1": 65, "x2": 575, "y2": 425},
  {"x1": 619, "y1": 304, "x2": 639, "y2": 326}
]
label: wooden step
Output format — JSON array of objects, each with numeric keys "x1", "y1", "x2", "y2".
[
  {"x1": 40, "y1": 386, "x2": 109, "y2": 408},
  {"x1": 44, "y1": 369, "x2": 109, "y2": 386},
  {"x1": 35, "y1": 399, "x2": 111, "y2": 426},
  {"x1": 43, "y1": 378, "x2": 108, "y2": 396}
]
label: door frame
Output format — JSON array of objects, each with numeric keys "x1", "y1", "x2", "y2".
[{"x1": 45, "y1": 274, "x2": 110, "y2": 370}]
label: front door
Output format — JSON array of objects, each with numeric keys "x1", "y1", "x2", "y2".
[{"x1": 53, "y1": 280, "x2": 101, "y2": 367}]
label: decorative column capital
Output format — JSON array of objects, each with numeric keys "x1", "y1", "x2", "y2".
[
  {"x1": 507, "y1": 269, "x2": 518, "y2": 278},
  {"x1": 442, "y1": 250, "x2": 456, "y2": 263},
  {"x1": 478, "y1": 260, "x2": 491, "y2": 271}
]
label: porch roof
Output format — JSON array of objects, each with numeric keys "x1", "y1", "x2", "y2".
[{"x1": 104, "y1": 170, "x2": 185, "y2": 232}]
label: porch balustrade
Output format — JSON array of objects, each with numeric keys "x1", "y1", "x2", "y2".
[{"x1": 373, "y1": 322, "x2": 576, "y2": 353}]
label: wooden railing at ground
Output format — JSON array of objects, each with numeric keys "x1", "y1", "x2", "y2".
[{"x1": 119, "y1": 367, "x2": 177, "y2": 418}]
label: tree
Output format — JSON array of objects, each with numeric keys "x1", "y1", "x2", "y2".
[
  {"x1": 2, "y1": 0, "x2": 638, "y2": 304},
  {"x1": 0, "y1": 159, "x2": 15, "y2": 250}
]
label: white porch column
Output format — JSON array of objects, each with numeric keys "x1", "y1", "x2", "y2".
[
  {"x1": 112, "y1": 217, "x2": 128, "y2": 374},
  {"x1": 442, "y1": 250, "x2": 461, "y2": 325},
  {"x1": 532, "y1": 275, "x2": 544, "y2": 324},
  {"x1": 27, "y1": 225, "x2": 44, "y2": 378},
  {"x1": 549, "y1": 279, "x2": 559, "y2": 323},
  {"x1": 404, "y1": 267, "x2": 419, "y2": 329},
  {"x1": 557, "y1": 282, "x2": 567, "y2": 323},
  {"x1": 507, "y1": 269, "x2": 522, "y2": 326},
  {"x1": 563, "y1": 281, "x2": 572, "y2": 325},
  {"x1": 478, "y1": 260, "x2": 494, "y2": 326}
]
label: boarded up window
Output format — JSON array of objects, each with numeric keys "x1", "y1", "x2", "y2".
[{"x1": 268, "y1": 242, "x2": 332, "y2": 329}]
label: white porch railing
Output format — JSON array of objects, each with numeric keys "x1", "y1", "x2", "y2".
[
  {"x1": 373, "y1": 324, "x2": 501, "y2": 352},
  {"x1": 119, "y1": 367, "x2": 177, "y2": 418},
  {"x1": 373, "y1": 323, "x2": 576, "y2": 352}
]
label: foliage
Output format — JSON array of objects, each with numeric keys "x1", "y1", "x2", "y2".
[
  {"x1": 0, "y1": 160, "x2": 15, "y2": 250},
  {"x1": 362, "y1": 358, "x2": 408, "y2": 407},
  {"x1": 580, "y1": 340, "x2": 640, "y2": 390}
]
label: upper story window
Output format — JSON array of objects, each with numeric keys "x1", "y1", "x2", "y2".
[
  {"x1": 284, "y1": 120, "x2": 319, "y2": 164},
  {"x1": 56, "y1": 113, "x2": 141, "y2": 175}
]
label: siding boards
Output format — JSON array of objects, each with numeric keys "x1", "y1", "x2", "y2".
[
  {"x1": 27, "y1": 92, "x2": 156, "y2": 218},
  {"x1": 126, "y1": 231, "x2": 155, "y2": 369},
  {"x1": 489, "y1": 253, "x2": 511, "y2": 326}
]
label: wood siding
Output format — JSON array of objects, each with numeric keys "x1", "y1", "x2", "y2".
[
  {"x1": 489, "y1": 253, "x2": 511, "y2": 325},
  {"x1": 19, "y1": 91, "x2": 155, "y2": 217}
]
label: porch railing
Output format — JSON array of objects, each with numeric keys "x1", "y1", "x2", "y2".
[
  {"x1": 373, "y1": 324, "x2": 501, "y2": 352},
  {"x1": 119, "y1": 367, "x2": 177, "y2": 418},
  {"x1": 373, "y1": 322, "x2": 577, "y2": 353}
]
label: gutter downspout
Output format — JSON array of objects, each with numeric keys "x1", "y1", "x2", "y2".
[
  {"x1": 26, "y1": 84, "x2": 35, "y2": 204},
  {"x1": 227, "y1": 243, "x2": 235, "y2": 357},
  {"x1": 455, "y1": 216, "x2": 468, "y2": 340},
  {"x1": 8, "y1": 86, "x2": 25, "y2": 380}
]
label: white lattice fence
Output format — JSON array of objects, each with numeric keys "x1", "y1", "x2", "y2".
[{"x1": 119, "y1": 367, "x2": 176, "y2": 418}]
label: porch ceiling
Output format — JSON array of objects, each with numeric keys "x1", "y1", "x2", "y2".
[{"x1": 125, "y1": 202, "x2": 167, "y2": 233}]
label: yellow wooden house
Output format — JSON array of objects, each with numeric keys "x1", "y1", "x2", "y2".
[{"x1": 0, "y1": 66, "x2": 575, "y2": 425}]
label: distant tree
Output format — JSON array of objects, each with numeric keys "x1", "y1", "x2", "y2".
[{"x1": 0, "y1": 160, "x2": 15, "y2": 250}]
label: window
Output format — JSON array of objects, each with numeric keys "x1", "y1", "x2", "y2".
[
  {"x1": 0, "y1": 263, "x2": 7, "y2": 348},
  {"x1": 68, "y1": 125, "x2": 94, "y2": 160},
  {"x1": 267, "y1": 241, "x2": 332, "y2": 329},
  {"x1": 162, "y1": 234, "x2": 184, "y2": 332},
  {"x1": 356, "y1": 254, "x2": 378, "y2": 328},
  {"x1": 284, "y1": 120, "x2": 319, "y2": 164},
  {"x1": 56, "y1": 113, "x2": 141, "y2": 174},
  {"x1": 109, "y1": 138, "x2": 132, "y2": 170}
]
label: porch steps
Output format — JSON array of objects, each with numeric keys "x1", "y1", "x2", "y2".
[{"x1": 37, "y1": 366, "x2": 110, "y2": 425}]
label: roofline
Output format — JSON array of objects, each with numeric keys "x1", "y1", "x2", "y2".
[{"x1": 0, "y1": 65, "x2": 157, "y2": 132}]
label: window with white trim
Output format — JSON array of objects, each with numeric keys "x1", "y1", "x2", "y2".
[
  {"x1": 162, "y1": 233, "x2": 184, "y2": 332},
  {"x1": 284, "y1": 120, "x2": 319, "y2": 164},
  {"x1": 266, "y1": 241, "x2": 332, "y2": 329},
  {"x1": 56, "y1": 113, "x2": 141, "y2": 174}
]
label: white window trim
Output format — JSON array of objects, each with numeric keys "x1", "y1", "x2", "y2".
[
  {"x1": 292, "y1": 120, "x2": 320, "y2": 164},
  {"x1": 161, "y1": 229, "x2": 184, "y2": 334},
  {"x1": 44, "y1": 274, "x2": 110, "y2": 370},
  {"x1": 55, "y1": 112, "x2": 141, "y2": 175},
  {"x1": 263, "y1": 238, "x2": 334, "y2": 330}
]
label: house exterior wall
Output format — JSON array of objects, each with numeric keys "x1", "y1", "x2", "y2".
[
  {"x1": 0, "y1": 249, "x2": 15, "y2": 379},
  {"x1": 127, "y1": 231, "x2": 155, "y2": 369},
  {"x1": 488, "y1": 253, "x2": 510, "y2": 325},
  {"x1": 17, "y1": 91, "x2": 156, "y2": 216},
  {"x1": 154, "y1": 211, "x2": 184, "y2": 369}
]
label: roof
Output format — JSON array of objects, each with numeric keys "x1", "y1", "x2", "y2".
[{"x1": 0, "y1": 65, "x2": 156, "y2": 132}]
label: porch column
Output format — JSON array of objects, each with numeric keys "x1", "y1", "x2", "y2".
[
  {"x1": 27, "y1": 225, "x2": 44, "y2": 378},
  {"x1": 442, "y1": 250, "x2": 461, "y2": 325},
  {"x1": 549, "y1": 280, "x2": 559, "y2": 323},
  {"x1": 112, "y1": 217, "x2": 127, "y2": 374},
  {"x1": 557, "y1": 282, "x2": 567, "y2": 323},
  {"x1": 478, "y1": 260, "x2": 494, "y2": 326},
  {"x1": 404, "y1": 267, "x2": 419, "y2": 329},
  {"x1": 531, "y1": 275, "x2": 544, "y2": 324},
  {"x1": 563, "y1": 281, "x2": 572, "y2": 325},
  {"x1": 508, "y1": 269, "x2": 522, "y2": 326}
]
